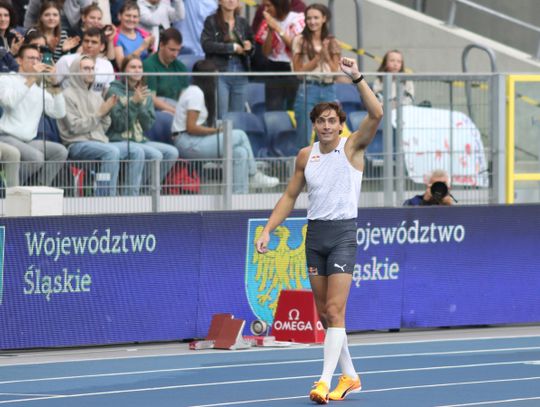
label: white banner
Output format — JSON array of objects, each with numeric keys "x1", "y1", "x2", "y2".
[{"x1": 391, "y1": 106, "x2": 489, "y2": 187}]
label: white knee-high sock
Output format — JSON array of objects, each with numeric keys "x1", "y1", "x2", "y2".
[
  {"x1": 319, "y1": 327, "x2": 346, "y2": 386},
  {"x1": 339, "y1": 334, "x2": 358, "y2": 379}
]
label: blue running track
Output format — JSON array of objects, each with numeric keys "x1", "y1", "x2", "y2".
[{"x1": 1, "y1": 329, "x2": 540, "y2": 406}]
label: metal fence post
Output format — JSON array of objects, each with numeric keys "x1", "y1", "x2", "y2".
[
  {"x1": 328, "y1": 0, "x2": 363, "y2": 71},
  {"x1": 491, "y1": 73, "x2": 506, "y2": 204},
  {"x1": 448, "y1": 79, "x2": 454, "y2": 183},
  {"x1": 222, "y1": 119, "x2": 233, "y2": 210},
  {"x1": 395, "y1": 76, "x2": 405, "y2": 205},
  {"x1": 382, "y1": 74, "x2": 394, "y2": 206},
  {"x1": 151, "y1": 159, "x2": 160, "y2": 212}
]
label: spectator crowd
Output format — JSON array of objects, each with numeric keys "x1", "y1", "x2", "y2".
[{"x1": 0, "y1": 0, "x2": 411, "y2": 196}]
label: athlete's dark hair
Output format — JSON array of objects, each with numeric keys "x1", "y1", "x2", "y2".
[{"x1": 310, "y1": 101, "x2": 346, "y2": 124}]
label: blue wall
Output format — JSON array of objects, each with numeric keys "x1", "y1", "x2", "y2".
[{"x1": 1, "y1": 205, "x2": 539, "y2": 349}]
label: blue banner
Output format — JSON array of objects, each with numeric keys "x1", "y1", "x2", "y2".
[
  {"x1": 1, "y1": 205, "x2": 539, "y2": 349},
  {"x1": 0, "y1": 214, "x2": 201, "y2": 348}
]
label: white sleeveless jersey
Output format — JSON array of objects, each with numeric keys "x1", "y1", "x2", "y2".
[{"x1": 305, "y1": 138, "x2": 363, "y2": 220}]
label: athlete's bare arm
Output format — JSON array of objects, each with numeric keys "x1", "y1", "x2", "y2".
[
  {"x1": 340, "y1": 57, "x2": 383, "y2": 168},
  {"x1": 255, "y1": 146, "x2": 311, "y2": 253}
]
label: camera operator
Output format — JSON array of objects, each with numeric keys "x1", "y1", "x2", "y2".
[{"x1": 403, "y1": 169, "x2": 456, "y2": 206}]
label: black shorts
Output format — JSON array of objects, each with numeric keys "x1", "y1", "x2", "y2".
[{"x1": 305, "y1": 218, "x2": 357, "y2": 277}]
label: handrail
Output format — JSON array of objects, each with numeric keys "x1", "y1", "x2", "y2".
[
  {"x1": 447, "y1": 0, "x2": 540, "y2": 59},
  {"x1": 328, "y1": 0, "x2": 363, "y2": 71},
  {"x1": 462, "y1": 43, "x2": 497, "y2": 73},
  {"x1": 461, "y1": 43, "x2": 498, "y2": 120}
]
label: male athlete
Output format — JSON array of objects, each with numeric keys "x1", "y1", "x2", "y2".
[{"x1": 256, "y1": 56, "x2": 383, "y2": 404}]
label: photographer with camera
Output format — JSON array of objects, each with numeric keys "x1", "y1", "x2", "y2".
[{"x1": 403, "y1": 169, "x2": 456, "y2": 206}]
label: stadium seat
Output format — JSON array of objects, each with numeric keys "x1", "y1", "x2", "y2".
[
  {"x1": 348, "y1": 110, "x2": 385, "y2": 166},
  {"x1": 177, "y1": 54, "x2": 202, "y2": 72},
  {"x1": 263, "y1": 111, "x2": 299, "y2": 157},
  {"x1": 347, "y1": 110, "x2": 368, "y2": 132},
  {"x1": 145, "y1": 111, "x2": 174, "y2": 144},
  {"x1": 179, "y1": 45, "x2": 196, "y2": 55},
  {"x1": 223, "y1": 111, "x2": 269, "y2": 157},
  {"x1": 246, "y1": 82, "x2": 266, "y2": 117},
  {"x1": 335, "y1": 83, "x2": 364, "y2": 116}
]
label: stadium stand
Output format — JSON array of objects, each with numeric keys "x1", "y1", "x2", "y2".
[
  {"x1": 334, "y1": 83, "x2": 364, "y2": 116},
  {"x1": 263, "y1": 111, "x2": 299, "y2": 157},
  {"x1": 245, "y1": 82, "x2": 266, "y2": 118},
  {"x1": 223, "y1": 112, "x2": 269, "y2": 158}
]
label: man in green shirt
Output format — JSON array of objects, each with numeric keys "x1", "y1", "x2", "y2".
[{"x1": 143, "y1": 28, "x2": 189, "y2": 115}]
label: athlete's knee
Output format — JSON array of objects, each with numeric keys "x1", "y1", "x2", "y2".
[{"x1": 325, "y1": 303, "x2": 345, "y2": 326}]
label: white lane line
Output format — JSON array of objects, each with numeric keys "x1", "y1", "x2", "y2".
[
  {"x1": 1, "y1": 347, "x2": 539, "y2": 386},
  {"x1": 0, "y1": 378, "x2": 310, "y2": 405},
  {"x1": 188, "y1": 377, "x2": 540, "y2": 407},
  {"x1": 0, "y1": 394, "x2": 56, "y2": 397},
  {"x1": 1, "y1": 373, "x2": 540, "y2": 405},
  {"x1": 436, "y1": 396, "x2": 540, "y2": 406},
  {"x1": 188, "y1": 396, "x2": 307, "y2": 406},
  {"x1": 2, "y1": 333, "x2": 540, "y2": 367}
]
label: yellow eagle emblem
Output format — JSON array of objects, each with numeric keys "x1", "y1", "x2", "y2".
[{"x1": 252, "y1": 224, "x2": 308, "y2": 312}]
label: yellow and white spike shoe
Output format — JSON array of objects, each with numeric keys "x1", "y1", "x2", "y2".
[
  {"x1": 328, "y1": 374, "x2": 362, "y2": 401},
  {"x1": 309, "y1": 381, "x2": 330, "y2": 404}
]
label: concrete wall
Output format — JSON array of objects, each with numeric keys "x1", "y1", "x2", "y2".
[
  {"x1": 321, "y1": 0, "x2": 540, "y2": 73},
  {"x1": 392, "y1": 0, "x2": 540, "y2": 58}
]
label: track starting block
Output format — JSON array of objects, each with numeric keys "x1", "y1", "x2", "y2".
[
  {"x1": 271, "y1": 289, "x2": 325, "y2": 343},
  {"x1": 243, "y1": 335, "x2": 294, "y2": 347},
  {"x1": 189, "y1": 340, "x2": 215, "y2": 350},
  {"x1": 244, "y1": 335, "x2": 276, "y2": 347},
  {"x1": 189, "y1": 313, "x2": 252, "y2": 351}
]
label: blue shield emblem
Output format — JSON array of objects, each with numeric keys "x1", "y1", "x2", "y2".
[{"x1": 245, "y1": 218, "x2": 309, "y2": 326}]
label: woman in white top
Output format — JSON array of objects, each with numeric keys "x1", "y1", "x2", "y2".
[
  {"x1": 171, "y1": 59, "x2": 279, "y2": 194},
  {"x1": 372, "y1": 49, "x2": 415, "y2": 108}
]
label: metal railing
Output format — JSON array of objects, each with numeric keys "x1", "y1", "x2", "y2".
[
  {"x1": 0, "y1": 71, "x2": 505, "y2": 215},
  {"x1": 328, "y1": 0, "x2": 364, "y2": 71}
]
